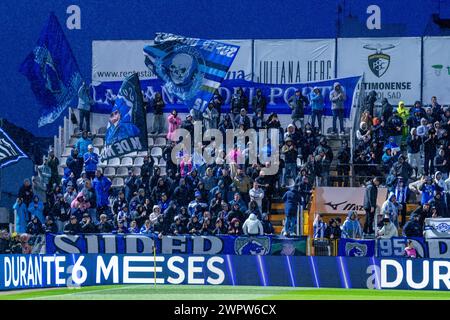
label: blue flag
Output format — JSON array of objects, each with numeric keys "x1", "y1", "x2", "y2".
[
  {"x1": 143, "y1": 32, "x2": 239, "y2": 112},
  {"x1": 0, "y1": 128, "x2": 28, "y2": 169},
  {"x1": 19, "y1": 13, "x2": 83, "y2": 128},
  {"x1": 102, "y1": 73, "x2": 148, "y2": 160}
]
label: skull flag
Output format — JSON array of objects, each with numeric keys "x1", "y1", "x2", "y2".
[{"x1": 143, "y1": 33, "x2": 239, "y2": 112}]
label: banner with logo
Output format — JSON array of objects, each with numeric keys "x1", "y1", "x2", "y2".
[
  {"x1": 338, "y1": 238, "x2": 375, "y2": 257},
  {"x1": 3, "y1": 254, "x2": 450, "y2": 291},
  {"x1": 45, "y1": 233, "x2": 307, "y2": 256},
  {"x1": 100, "y1": 73, "x2": 148, "y2": 160},
  {"x1": 92, "y1": 39, "x2": 252, "y2": 84},
  {"x1": 19, "y1": 13, "x2": 83, "y2": 128},
  {"x1": 424, "y1": 218, "x2": 450, "y2": 239},
  {"x1": 254, "y1": 39, "x2": 336, "y2": 84},
  {"x1": 91, "y1": 76, "x2": 361, "y2": 118},
  {"x1": 423, "y1": 37, "x2": 450, "y2": 105},
  {"x1": 143, "y1": 33, "x2": 240, "y2": 112},
  {"x1": 315, "y1": 187, "x2": 388, "y2": 215},
  {"x1": 337, "y1": 37, "x2": 421, "y2": 105}
]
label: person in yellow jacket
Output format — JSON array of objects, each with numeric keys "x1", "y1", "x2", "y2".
[{"x1": 397, "y1": 101, "x2": 410, "y2": 142}]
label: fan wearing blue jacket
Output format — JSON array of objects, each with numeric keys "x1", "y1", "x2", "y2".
[{"x1": 83, "y1": 145, "x2": 99, "y2": 180}]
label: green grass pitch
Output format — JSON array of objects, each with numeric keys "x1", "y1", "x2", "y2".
[{"x1": 0, "y1": 285, "x2": 450, "y2": 300}]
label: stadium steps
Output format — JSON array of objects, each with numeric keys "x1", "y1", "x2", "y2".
[{"x1": 269, "y1": 198, "x2": 285, "y2": 234}]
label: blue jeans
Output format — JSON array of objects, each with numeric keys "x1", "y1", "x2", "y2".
[
  {"x1": 79, "y1": 109, "x2": 91, "y2": 132},
  {"x1": 332, "y1": 109, "x2": 344, "y2": 133},
  {"x1": 283, "y1": 215, "x2": 297, "y2": 235},
  {"x1": 283, "y1": 163, "x2": 297, "y2": 186},
  {"x1": 311, "y1": 110, "x2": 323, "y2": 130}
]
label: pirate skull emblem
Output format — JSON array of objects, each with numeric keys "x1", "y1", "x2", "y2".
[{"x1": 169, "y1": 53, "x2": 194, "y2": 85}]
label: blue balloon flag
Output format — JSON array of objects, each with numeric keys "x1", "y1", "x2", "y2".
[
  {"x1": 143, "y1": 32, "x2": 239, "y2": 112},
  {"x1": 19, "y1": 12, "x2": 83, "y2": 128}
]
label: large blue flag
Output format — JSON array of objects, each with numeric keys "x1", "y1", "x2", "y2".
[
  {"x1": 19, "y1": 13, "x2": 83, "y2": 128},
  {"x1": 101, "y1": 73, "x2": 148, "y2": 160},
  {"x1": 143, "y1": 33, "x2": 239, "y2": 112},
  {"x1": 0, "y1": 128, "x2": 28, "y2": 169}
]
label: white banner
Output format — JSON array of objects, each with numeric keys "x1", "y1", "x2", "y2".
[
  {"x1": 337, "y1": 37, "x2": 421, "y2": 105},
  {"x1": 315, "y1": 187, "x2": 387, "y2": 215},
  {"x1": 92, "y1": 39, "x2": 252, "y2": 83},
  {"x1": 253, "y1": 39, "x2": 336, "y2": 84},
  {"x1": 423, "y1": 36, "x2": 450, "y2": 105},
  {"x1": 424, "y1": 218, "x2": 450, "y2": 239}
]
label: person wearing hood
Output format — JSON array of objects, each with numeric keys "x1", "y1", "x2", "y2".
[
  {"x1": 380, "y1": 98, "x2": 393, "y2": 123},
  {"x1": 66, "y1": 148, "x2": 83, "y2": 180},
  {"x1": 51, "y1": 193, "x2": 71, "y2": 232},
  {"x1": 390, "y1": 155, "x2": 413, "y2": 184},
  {"x1": 13, "y1": 197, "x2": 28, "y2": 233},
  {"x1": 406, "y1": 127, "x2": 423, "y2": 178},
  {"x1": 383, "y1": 136, "x2": 401, "y2": 154},
  {"x1": 434, "y1": 149, "x2": 448, "y2": 178},
  {"x1": 150, "y1": 92, "x2": 165, "y2": 134},
  {"x1": 26, "y1": 215, "x2": 45, "y2": 235},
  {"x1": 187, "y1": 215, "x2": 202, "y2": 235},
  {"x1": 212, "y1": 218, "x2": 228, "y2": 235},
  {"x1": 431, "y1": 190, "x2": 448, "y2": 217},
  {"x1": 27, "y1": 195, "x2": 44, "y2": 224},
  {"x1": 309, "y1": 87, "x2": 325, "y2": 132},
  {"x1": 402, "y1": 213, "x2": 423, "y2": 237},
  {"x1": 387, "y1": 109, "x2": 404, "y2": 147},
  {"x1": 356, "y1": 121, "x2": 371, "y2": 142},
  {"x1": 242, "y1": 213, "x2": 264, "y2": 236},
  {"x1": 377, "y1": 216, "x2": 398, "y2": 239},
  {"x1": 363, "y1": 90, "x2": 377, "y2": 115},
  {"x1": 149, "y1": 205, "x2": 162, "y2": 226},
  {"x1": 83, "y1": 144, "x2": 99, "y2": 180},
  {"x1": 261, "y1": 214, "x2": 274, "y2": 235},
  {"x1": 363, "y1": 177, "x2": 381, "y2": 235},
  {"x1": 329, "y1": 82, "x2": 346, "y2": 135},
  {"x1": 381, "y1": 192, "x2": 402, "y2": 227},
  {"x1": 169, "y1": 215, "x2": 187, "y2": 235},
  {"x1": 75, "y1": 131, "x2": 92, "y2": 159},
  {"x1": 61, "y1": 168, "x2": 77, "y2": 194},
  {"x1": 341, "y1": 211, "x2": 362, "y2": 239},
  {"x1": 416, "y1": 117, "x2": 429, "y2": 138},
  {"x1": 249, "y1": 182, "x2": 265, "y2": 212},
  {"x1": 282, "y1": 187, "x2": 301, "y2": 236},
  {"x1": 288, "y1": 89, "x2": 309, "y2": 129},
  {"x1": 406, "y1": 108, "x2": 422, "y2": 129},
  {"x1": 397, "y1": 101, "x2": 410, "y2": 140}
]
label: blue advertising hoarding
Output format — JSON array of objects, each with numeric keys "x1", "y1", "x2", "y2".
[
  {"x1": 1, "y1": 254, "x2": 450, "y2": 291},
  {"x1": 45, "y1": 234, "x2": 308, "y2": 256}
]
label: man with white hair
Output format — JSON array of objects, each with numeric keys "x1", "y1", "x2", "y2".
[{"x1": 83, "y1": 144, "x2": 99, "y2": 180}]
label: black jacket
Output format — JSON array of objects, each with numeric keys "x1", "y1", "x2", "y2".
[
  {"x1": 402, "y1": 218, "x2": 423, "y2": 237},
  {"x1": 64, "y1": 222, "x2": 82, "y2": 235},
  {"x1": 363, "y1": 181, "x2": 378, "y2": 210}
]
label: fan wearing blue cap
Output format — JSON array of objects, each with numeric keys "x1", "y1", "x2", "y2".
[{"x1": 105, "y1": 97, "x2": 141, "y2": 145}]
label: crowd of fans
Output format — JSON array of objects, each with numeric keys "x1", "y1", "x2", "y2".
[
  {"x1": 312, "y1": 93, "x2": 450, "y2": 244},
  {"x1": 8, "y1": 83, "x2": 449, "y2": 251}
]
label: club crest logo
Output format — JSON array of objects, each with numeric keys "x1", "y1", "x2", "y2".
[
  {"x1": 345, "y1": 242, "x2": 367, "y2": 257},
  {"x1": 435, "y1": 223, "x2": 450, "y2": 233},
  {"x1": 363, "y1": 44, "x2": 395, "y2": 78},
  {"x1": 234, "y1": 236, "x2": 270, "y2": 255}
]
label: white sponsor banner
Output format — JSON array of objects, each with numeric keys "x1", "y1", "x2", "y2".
[
  {"x1": 424, "y1": 218, "x2": 450, "y2": 239},
  {"x1": 423, "y1": 36, "x2": 450, "y2": 105},
  {"x1": 92, "y1": 39, "x2": 252, "y2": 83},
  {"x1": 315, "y1": 187, "x2": 387, "y2": 215},
  {"x1": 337, "y1": 37, "x2": 421, "y2": 105},
  {"x1": 254, "y1": 39, "x2": 336, "y2": 84},
  {"x1": 92, "y1": 40, "x2": 155, "y2": 83}
]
